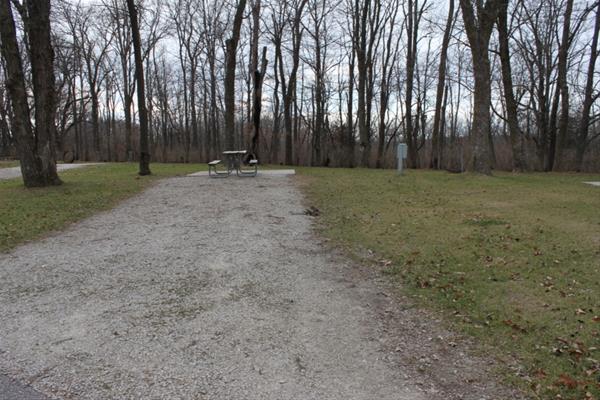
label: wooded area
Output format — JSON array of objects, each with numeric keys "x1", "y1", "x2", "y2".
[{"x1": 1, "y1": 0, "x2": 600, "y2": 183}]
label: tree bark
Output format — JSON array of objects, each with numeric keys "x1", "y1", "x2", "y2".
[
  {"x1": 553, "y1": 0, "x2": 574, "y2": 170},
  {"x1": 459, "y1": 0, "x2": 502, "y2": 175},
  {"x1": 283, "y1": 0, "x2": 308, "y2": 165},
  {"x1": 430, "y1": 0, "x2": 454, "y2": 169},
  {"x1": 126, "y1": 0, "x2": 151, "y2": 175},
  {"x1": 224, "y1": 0, "x2": 247, "y2": 151},
  {"x1": 575, "y1": 0, "x2": 600, "y2": 171},
  {"x1": 0, "y1": 0, "x2": 61, "y2": 187},
  {"x1": 251, "y1": 47, "x2": 268, "y2": 159},
  {"x1": 497, "y1": 0, "x2": 525, "y2": 171}
]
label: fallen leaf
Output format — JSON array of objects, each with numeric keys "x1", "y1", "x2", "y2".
[
  {"x1": 555, "y1": 374, "x2": 578, "y2": 389},
  {"x1": 503, "y1": 319, "x2": 526, "y2": 333},
  {"x1": 533, "y1": 368, "x2": 547, "y2": 378}
]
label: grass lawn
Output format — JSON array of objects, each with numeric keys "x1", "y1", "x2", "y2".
[
  {"x1": 0, "y1": 162, "x2": 205, "y2": 252},
  {"x1": 300, "y1": 168, "x2": 600, "y2": 399},
  {"x1": 0, "y1": 160, "x2": 19, "y2": 169}
]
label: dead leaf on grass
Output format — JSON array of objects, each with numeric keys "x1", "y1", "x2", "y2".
[
  {"x1": 555, "y1": 374, "x2": 579, "y2": 389},
  {"x1": 503, "y1": 319, "x2": 527, "y2": 333}
]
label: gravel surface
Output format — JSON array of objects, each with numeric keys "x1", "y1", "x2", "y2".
[
  {"x1": 0, "y1": 164, "x2": 100, "y2": 181},
  {"x1": 0, "y1": 375, "x2": 48, "y2": 399},
  {"x1": 0, "y1": 174, "x2": 523, "y2": 399}
]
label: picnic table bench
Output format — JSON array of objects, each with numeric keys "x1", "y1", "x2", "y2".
[{"x1": 208, "y1": 150, "x2": 258, "y2": 177}]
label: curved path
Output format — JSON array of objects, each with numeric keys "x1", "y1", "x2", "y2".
[
  {"x1": 0, "y1": 164, "x2": 100, "y2": 181},
  {"x1": 0, "y1": 174, "x2": 520, "y2": 399}
]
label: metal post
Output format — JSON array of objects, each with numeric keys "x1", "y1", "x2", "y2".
[{"x1": 397, "y1": 143, "x2": 407, "y2": 174}]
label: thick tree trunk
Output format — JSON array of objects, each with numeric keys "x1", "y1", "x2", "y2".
[
  {"x1": 470, "y1": 51, "x2": 493, "y2": 174},
  {"x1": 0, "y1": 0, "x2": 61, "y2": 187},
  {"x1": 459, "y1": 0, "x2": 502, "y2": 175},
  {"x1": 126, "y1": 0, "x2": 151, "y2": 175}
]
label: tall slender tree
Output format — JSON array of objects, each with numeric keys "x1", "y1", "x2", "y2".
[
  {"x1": 430, "y1": 0, "x2": 454, "y2": 170},
  {"x1": 224, "y1": 0, "x2": 247, "y2": 150},
  {"x1": 126, "y1": 0, "x2": 151, "y2": 175},
  {"x1": 497, "y1": 0, "x2": 525, "y2": 171}
]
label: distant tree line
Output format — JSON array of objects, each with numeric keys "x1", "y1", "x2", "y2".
[{"x1": 1, "y1": 0, "x2": 600, "y2": 186}]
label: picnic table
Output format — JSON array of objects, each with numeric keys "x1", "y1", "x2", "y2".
[{"x1": 208, "y1": 150, "x2": 258, "y2": 177}]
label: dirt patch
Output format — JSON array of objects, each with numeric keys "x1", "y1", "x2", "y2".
[{"x1": 0, "y1": 175, "x2": 523, "y2": 399}]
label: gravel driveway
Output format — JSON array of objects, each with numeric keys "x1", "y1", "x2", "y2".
[
  {"x1": 0, "y1": 164, "x2": 100, "y2": 181},
  {"x1": 0, "y1": 174, "x2": 521, "y2": 399}
]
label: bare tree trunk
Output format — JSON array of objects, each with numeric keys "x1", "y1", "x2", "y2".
[
  {"x1": 270, "y1": 39, "x2": 281, "y2": 163},
  {"x1": 553, "y1": 0, "x2": 574, "y2": 170},
  {"x1": 251, "y1": 47, "x2": 268, "y2": 159},
  {"x1": 126, "y1": 0, "x2": 151, "y2": 175},
  {"x1": 497, "y1": 0, "x2": 525, "y2": 171},
  {"x1": 405, "y1": 0, "x2": 416, "y2": 168},
  {"x1": 459, "y1": 0, "x2": 502, "y2": 175},
  {"x1": 355, "y1": 0, "x2": 370, "y2": 166},
  {"x1": 346, "y1": 48, "x2": 355, "y2": 167},
  {"x1": 430, "y1": 0, "x2": 454, "y2": 169},
  {"x1": 575, "y1": 0, "x2": 600, "y2": 171},
  {"x1": 283, "y1": 0, "x2": 308, "y2": 165},
  {"x1": 376, "y1": 1, "x2": 400, "y2": 169},
  {"x1": 0, "y1": 0, "x2": 61, "y2": 187},
  {"x1": 224, "y1": 0, "x2": 247, "y2": 150}
]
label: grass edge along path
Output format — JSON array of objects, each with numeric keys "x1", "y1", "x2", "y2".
[
  {"x1": 298, "y1": 168, "x2": 600, "y2": 400},
  {"x1": 0, "y1": 160, "x2": 20, "y2": 169},
  {"x1": 0, "y1": 163, "x2": 206, "y2": 252}
]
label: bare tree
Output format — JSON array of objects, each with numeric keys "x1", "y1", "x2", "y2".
[
  {"x1": 459, "y1": 0, "x2": 503, "y2": 174},
  {"x1": 224, "y1": 0, "x2": 247, "y2": 150},
  {"x1": 497, "y1": 0, "x2": 525, "y2": 171},
  {"x1": 430, "y1": 0, "x2": 454, "y2": 170},
  {"x1": 549, "y1": 0, "x2": 574, "y2": 170},
  {"x1": 126, "y1": 0, "x2": 151, "y2": 175},
  {"x1": 575, "y1": 0, "x2": 600, "y2": 170},
  {"x1": 376, "y1": 0, "x2": 401, "y2": 168},
  {"x1": 250, "y1": 46, "x2": 268, "y2": 158},
  {"x1": 0, "y1": 0, "x2": 61, "y2": 187}
]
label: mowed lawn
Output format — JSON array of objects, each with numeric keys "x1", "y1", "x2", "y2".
[
  {"x1": 300, "y1": 168, "x2": 600, "y2": 399},
  {"x1": 0, "y1": 160, "x2": 19, "y2": 169},
  {"x1": 0, "y1": 163, "x2": 205, "y2": 252}
]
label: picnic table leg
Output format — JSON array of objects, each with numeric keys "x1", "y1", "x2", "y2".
[{"x1": 236, "y1": 157, "x2": 258, "y2": 177}]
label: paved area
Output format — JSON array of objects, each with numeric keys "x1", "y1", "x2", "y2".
[
  {"x1": 0, "y1": 164, "x2": 100, "y2": 181},
  {"x1": 0, "y1": 174, "x2": 522, "y2": 399},
  {"x1": 584, "y1": 181, "x2": 600, "y2": 186}
]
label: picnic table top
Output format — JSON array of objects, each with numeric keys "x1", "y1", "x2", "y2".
[{"x1": 223, "y1": 150, "x2": 247, "y2": 155}]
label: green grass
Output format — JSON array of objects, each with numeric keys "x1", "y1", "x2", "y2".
[
  {"x1": 0, "y1": 163, "x2": 205, "y2": 252},
  {"x1": 299, "y1": 168, "x2": 600, "y2": 399},
  {"x1": 0, "y1": 160, "x2": 19, "y2": 169}
]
